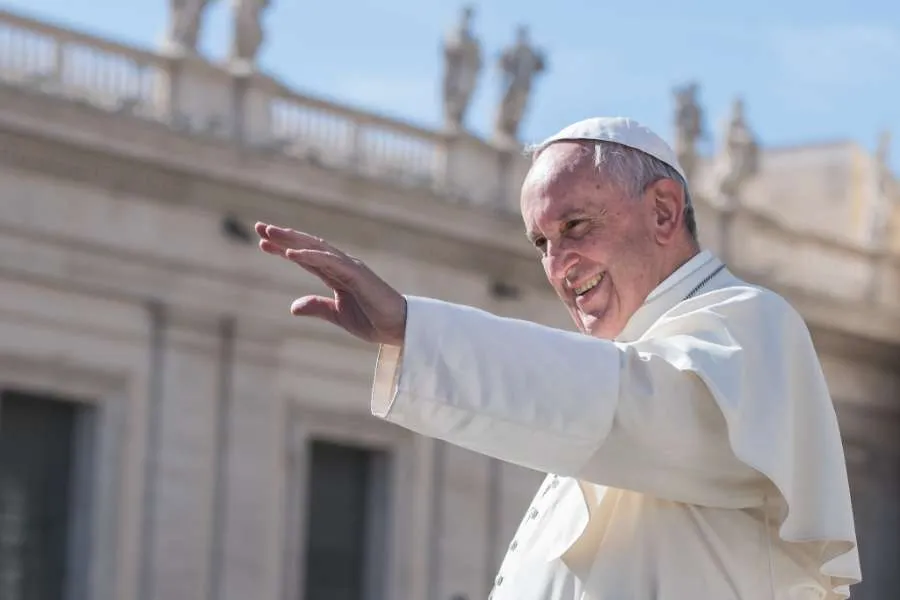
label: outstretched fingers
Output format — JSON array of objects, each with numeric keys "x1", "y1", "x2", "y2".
[
  {"x1": 258, "y1": 223, "x2": 344, "y2": 255},
  {"x1": 285, "y1": 249, "x2": 361, "y2": 292},
  {"x1": 259, "y1": 238, "x2": 287, "y2": 257},
  {"x1": 256, "y1": 222, "x2": 364, "y2": 296}
]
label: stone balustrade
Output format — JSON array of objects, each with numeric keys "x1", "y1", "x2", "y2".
[
  {"x1": 0, "y1": 8, "x2": 527, "y2": 213},
  {"x1": 0, "y1": 10, "x2": 163, "y2": 116}
]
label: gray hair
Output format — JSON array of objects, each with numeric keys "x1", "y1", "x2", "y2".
[{"x1": 525, "y1": 141, "x2": 698, "y2": 242}]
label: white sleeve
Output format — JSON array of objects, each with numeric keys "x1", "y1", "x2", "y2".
[{"x1": 371, "y1": 296, "x2": 764, "y2": 508}]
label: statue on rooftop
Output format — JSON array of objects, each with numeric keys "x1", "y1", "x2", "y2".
[
  {"x1": 877, "y1": 129, "x2": 891, "y2": 188},
  {"x1": 867, "y1": 129, "x2": 895, "y2": 247},
  {"x1": 713, "y1": 97, "x2": 759, "y2": 208},
  {"x1": 166, "y1": 0, "x2": 215, "y2": 54},
  {"x1": 442, "y1": 5, "x2": 482, "y2": 132},
  {"x1": 229, "y1": 0, "x2": 271, "y2": 73},
  {"x1": 673, "y1": 81, "x2": 704, "y2": 183},
  {"x1": 493, "y1": 26, "x2": 546, "y2": 147}
]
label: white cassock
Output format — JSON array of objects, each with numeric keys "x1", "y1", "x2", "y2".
[{"x1": 371, "y1": 250, "x2": 861, "y2": 600}]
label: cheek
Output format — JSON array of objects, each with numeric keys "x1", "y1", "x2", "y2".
[
  {"x1": 575, "y1": 235, "x2": 614, "y2": 265},
  {"x1": 594, "y1": 219, "x2": 649, "y2": 261}
]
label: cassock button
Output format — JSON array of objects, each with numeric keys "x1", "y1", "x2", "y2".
[
  {"x1": 529, "y1": 508, "x2": 539, "y2": 519},
  {"x1": 550, "y1": 477, "x2": 559, "y2": 488},
  {"x1": 509, "y1": 540, "x2": 518, "y2": 551},
  {"x1": 495, "y1": 575, "x2": 504, "y2": 586}
]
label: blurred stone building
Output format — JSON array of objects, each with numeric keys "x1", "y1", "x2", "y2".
[{"x1": 0, "y1": 6, "x2": 897, "y2": 600}]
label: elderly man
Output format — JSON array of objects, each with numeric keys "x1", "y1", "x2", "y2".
[{"x1": 257, "y1": 117, "x2": 860, "y2": 599}]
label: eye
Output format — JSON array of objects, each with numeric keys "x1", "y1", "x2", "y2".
[
  {"x1": 563, "y1": 219, "x2": 588, "y2": 235},
  {"x1": 532, "y1": 236, "x2": 547, "y2": 254}
]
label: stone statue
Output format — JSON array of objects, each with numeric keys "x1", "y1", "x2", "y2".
[
  {"x1": 442, "y1": 6, "x2": 482, "y2": 132},
  {"x1": 493, "y1": 26, "x2": 546, "y2": 146},
  {"x1": 713, "y1": 98, "x2": 759, "y2": 208},
  {"x1": 868, "y1": 129, "x2": 894, "y2": 246},
  {"x1": 673, "y1": 82, "x2": 704, "y2": 182},
  {"x1": 229, "y1": 0, "x2": 271, "y2": 71},
  {"x1": 166, "y1": 0, "x2": 215, "y2": 53},
  {"x1": 877, "y1": 129, "x2": 891, "y2": 187}
]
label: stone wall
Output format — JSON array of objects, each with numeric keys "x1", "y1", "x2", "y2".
[{"x1": 0, "y1": 155, "x2": 563, "y2": 599}]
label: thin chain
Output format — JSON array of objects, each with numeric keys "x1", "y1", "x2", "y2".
[{"x1": 683, "y1": 264, "x2": 727, "y2": 301}]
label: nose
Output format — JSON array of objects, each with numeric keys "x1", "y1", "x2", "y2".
[{"x1": 543, "y1": 243, "x2": 580, "y2": 287}]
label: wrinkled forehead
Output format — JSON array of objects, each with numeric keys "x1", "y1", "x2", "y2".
[
  {"x1": 520, "y1": 142, "x2": 601, "y2": 222},
  {"x1": 525, "y1": 141, "x2": 593, "y2": 188}
]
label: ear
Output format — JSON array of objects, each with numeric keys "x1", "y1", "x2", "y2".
[{"x1": 647, "y1": 178, "x2": 684, "y2": 245}]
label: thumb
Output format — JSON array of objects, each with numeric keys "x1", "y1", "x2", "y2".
[{"x1": 290, "y1": 296, "x2": 340, "y2": 325}]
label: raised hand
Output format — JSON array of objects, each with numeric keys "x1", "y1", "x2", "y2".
[{"x1": 256, "y1": 222, "x2": 407, "y2": 346}]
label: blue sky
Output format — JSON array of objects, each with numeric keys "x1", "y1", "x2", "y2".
[{"x1": 4, "y1": 0, "x2": 900, "y2": 170}]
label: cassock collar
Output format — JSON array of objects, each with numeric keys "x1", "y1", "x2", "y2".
[{"x1": 616, "y1": 250, "x2": 724, "y2": 343}]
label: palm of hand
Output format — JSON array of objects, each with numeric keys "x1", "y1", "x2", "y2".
[{"x1": 332, "y1": 289, "x2": 381, "y2": 342}]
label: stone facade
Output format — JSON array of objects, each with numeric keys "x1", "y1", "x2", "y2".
[{"x1": 0, "y1": 8, "x2": 897, "y2": 600}]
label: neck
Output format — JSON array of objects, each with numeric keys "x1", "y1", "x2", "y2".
[{"x1": 655, "y1": 243, "x2": 701, "y2": 290}]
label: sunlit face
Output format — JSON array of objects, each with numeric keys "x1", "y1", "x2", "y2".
[{"x1": 521, "y1": 142, "x2": 684, "y2": 339}]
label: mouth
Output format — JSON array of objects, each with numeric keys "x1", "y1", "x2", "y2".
[{"x1": 572, "y1": 273, "x2": 605, "y2": 297}]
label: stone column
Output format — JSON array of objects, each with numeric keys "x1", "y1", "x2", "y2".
[
  {"x1": 433, "y1": 445, "x2": 493, "y2": 600},
  {"x1": 214, "y1": 325, "x2": 285, "y2": 600},
  {"x1": 139, "y1": 307, "x2": 220, "y2": 600}
]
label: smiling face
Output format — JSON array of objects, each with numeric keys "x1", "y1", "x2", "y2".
[{"x1": 521, "y1": 141, "x2": 696, "y2": 339}]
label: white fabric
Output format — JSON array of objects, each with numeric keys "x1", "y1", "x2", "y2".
[
  {"x1": 533, "y1": 116, "x2": 688, "y2": 181},
  {"x1": 371, "y1": 252, "x2": 860, "y2": 600}
]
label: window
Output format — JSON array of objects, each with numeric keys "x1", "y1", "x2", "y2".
[
  {"x1": 302, "y1": 440, "x2": 391, "y2": 600},
  {"x1": 0, "y1": 390, "x2": 89, "y2": 600}
]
